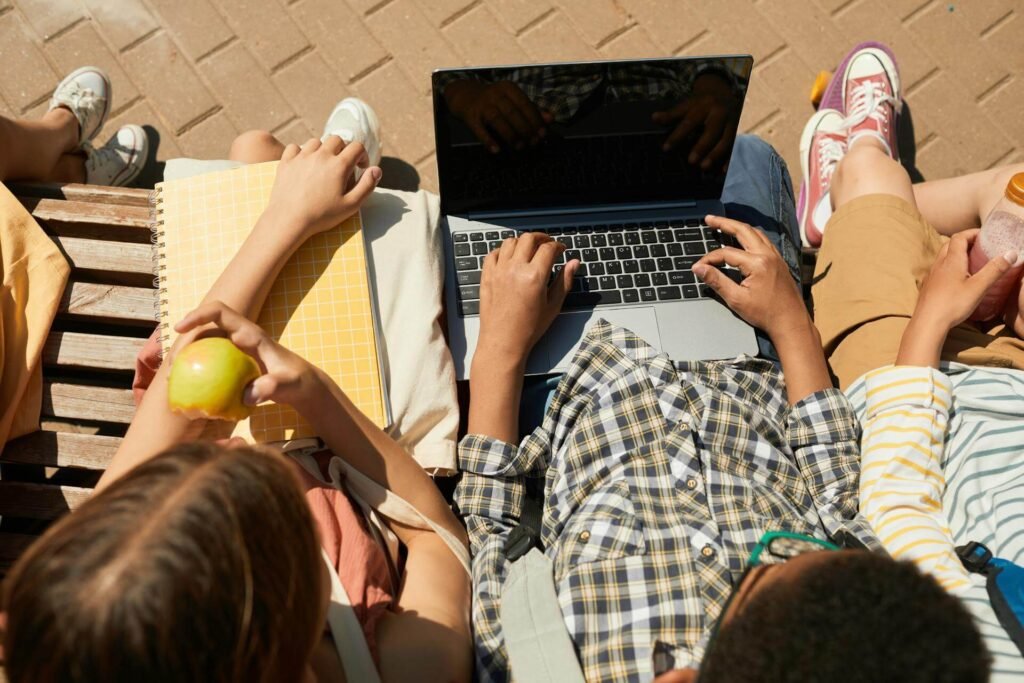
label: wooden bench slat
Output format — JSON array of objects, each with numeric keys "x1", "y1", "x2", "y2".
[
  {"x1": 0, "y1": 531, "x2": 39, "y2": 570},
  {"x1": 53, "y1": 235, "x2": 154, "y2": 276},
  {"x1": 59, "y1": 281, "x2": 157, "y2": 324},
  {"x1": 44, "y1": 331, "x2": 146, "y2": 371},
  {"x1": 2, "y1": 431, "x2": 120, "y2": 470},
  {"x1": 21, "y1": 196, "x2": 151, "y2": 228},
  {"x1": 42, "y1": 382, "x2": 136, "y2": 424},
  {"x1": 0, "y1": 481, "x2": 91, "y2": 519},
  {"x1": 11, "y1": 181, "x2": 151, "y2": 207}
]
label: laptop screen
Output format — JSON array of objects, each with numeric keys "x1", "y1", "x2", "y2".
[{"x1": 432, "y1": 56, "x2": 753, "y2": 216}]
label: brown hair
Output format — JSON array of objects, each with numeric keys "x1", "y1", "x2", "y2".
[{"x1": 1, "y1": 442, "x2": 325, "y2": 683}]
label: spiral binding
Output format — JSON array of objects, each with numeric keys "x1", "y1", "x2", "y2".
[{"x1": 149, "y1": 188, "x2": 170, "y2": 358}]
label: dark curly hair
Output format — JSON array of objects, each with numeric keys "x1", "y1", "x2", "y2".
[{"x1": 699, "y1": 552, "x2": 990, "y2": 683}]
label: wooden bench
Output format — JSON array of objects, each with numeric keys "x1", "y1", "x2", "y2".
[{"x1": 1, "y1": 183, "x2": 156, "y2": 577}]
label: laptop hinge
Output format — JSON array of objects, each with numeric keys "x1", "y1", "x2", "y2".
[{"x1": 468, "y1": 200, "x2": 699, "y2": 222}]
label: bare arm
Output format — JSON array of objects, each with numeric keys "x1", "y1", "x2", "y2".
[{"x1": 98, "y1": 137, "x2": 380, "y2": 490}]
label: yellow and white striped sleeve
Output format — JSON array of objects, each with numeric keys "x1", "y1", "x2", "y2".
[{"x1": 859, "y1": 366, "x2": 973, "y2": 593}]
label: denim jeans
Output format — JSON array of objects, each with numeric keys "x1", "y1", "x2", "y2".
[{"x1": 518, "y1": 135, "x2": 801, "y2": 435}]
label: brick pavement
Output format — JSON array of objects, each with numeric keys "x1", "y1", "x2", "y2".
[{"x1": 0, "y1": 0, "x2": 1021, "y2": 192}]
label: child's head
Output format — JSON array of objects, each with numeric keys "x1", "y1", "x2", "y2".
[{"x1": 1, "y1": 442, "x2": 325, "y2": 683}]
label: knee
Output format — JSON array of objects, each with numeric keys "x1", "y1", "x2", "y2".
[
  {"x1": 729, "y1": 134, "x2": 779, "y2": 168},
  {"x1": 228, "y1": 130, "x2": 278, "y2": 162}
]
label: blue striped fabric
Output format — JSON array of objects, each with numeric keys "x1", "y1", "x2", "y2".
[{"x1": 848, "y1": 363, "x2": 1024, "y2": 681}]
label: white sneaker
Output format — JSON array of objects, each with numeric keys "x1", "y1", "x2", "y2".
[
  {"x1": 85, "y1": 124, "x2": 148, "y2": 187},
  {"x1": 49, "y1": 66, "x2": 112, "y2": 148},
  {"x1": 322, "y1": 98, "x2": 382, "y2": 168}
]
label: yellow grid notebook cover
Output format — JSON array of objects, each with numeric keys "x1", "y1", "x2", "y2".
[{"x1": 152, "y1": 161, "x2": 389, "y2": 442}]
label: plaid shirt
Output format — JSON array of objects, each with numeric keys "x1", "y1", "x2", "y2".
[{"x1": 455, "y1": 321, "x2": 879, "y2": 682}]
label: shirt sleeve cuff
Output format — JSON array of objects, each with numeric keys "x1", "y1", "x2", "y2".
[
  {"x1": 788, "y1": 387, "x2": 859, "y2": 448},
  {"x1": 863, "y1": 366, "x2": 953, "y2": 420},
  {"x1": 458, "y1": 434, "x2": 524, "y2": 477}
]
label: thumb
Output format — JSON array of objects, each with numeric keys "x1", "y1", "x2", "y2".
[
  {"x1": 243, "y1": 375, "x2": 279, "y2": 406},
  {"x1": 548, "y1": 260, "x2": 578, "y2": 308},
  {"x1": 971, "y1": 249, "x2": 1020, "y2": 293},
  {"x1": 693, "y1": 262, "x2": 742, "y2": 304}
]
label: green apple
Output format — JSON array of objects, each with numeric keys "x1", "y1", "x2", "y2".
[{"x1": 168, "y1": 337, "x2": 262, "y2": 421}]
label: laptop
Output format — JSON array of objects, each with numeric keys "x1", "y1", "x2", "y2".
[{"x1": 432, "y1": 56, "x2": 758, "y2": 379}]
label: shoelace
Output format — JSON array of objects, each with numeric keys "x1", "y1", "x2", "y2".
[
  {"x1": 84, "y1": 139, "x2": 130, "y2": 180},
  {"x1": 56, "y1": 81, "x2": 103, "y2": 133},
  {"x1": 817, "y1": 135, "x2": 845, "y2": 187},
  {"x1": 842, "y1": 79, "x2": 899, "y2": 132}
]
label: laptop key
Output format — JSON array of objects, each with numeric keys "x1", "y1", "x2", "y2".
[
  {"x1": 670, "y1": 271, "x2": 696, "y2": 285},
  {"x1": 640, "y1": 288, "x2": 657, "y2": 302},
  {"x1": 565, "y1": 249, "x2": 582, "y2": 262},
  {"x1": 625, "y1": 232, "x2": 641, "y2": 245},
  {"x1": 623, "y1": 260, "x2": 640, "y2": 273},
  {"x1": 485, "y1": 231, "x2": 499, "y2": 240},
  {"x1": 457, "y1": 270, "x2": 482, "y2": 285},
  {"x1": 657, "y1": 286, "x2": 682, "y2": 301},
  {"x1": 616, "y1": 246, "x2": 632, "y2": 260},
  {"x1": 565, "y1": 290, "x2": 622, "y2": 308},
  {"x1": 683, "y1": 285, "x2": 700, "y2": 299},
  {"x1": 459, "y1": 285, "x2": 480, "y2": 300},
  {"x1": 590, "y1": 262, "x2": 606, "y2": 276},
  {"x1": 455, "y1": 243, "x2": 471, "y2": 257},
  {"x1": 609, "y1": 233, "x2": 625, "y2": 246},
  {"x1": 685, "y1": 218, "x2": 701, "y2": 227},
  {"x1": 652, "y1": 273, "x2": 668, "y2": 286},
  {"x1": 574, "y1": 235, "x2": 591, "y2": 248},
  {"x1": 456, "y1": 257, "x2": 478, "y2": 270},
  {"x1": 472, "y1": 242, "x2": 488, "y2": 255},
  {"x1": 650, "y1": 244, "x2": 667, "y2": 257},
  {"x1": 454, "y1": 233, "x2": 468, "y2": 243},
  {"x1": 585, "y1": 277, "x2": 600, "y2": 291},
  {"x1": 470, "y1": 232, "x2": 485, "y2": 241},
  {"x1": 622, "y1": 289, "x2": 640, "y2": 303},
  {"x1": 599, "y1": 247, "x2": 615, "y2": 260},
  {"x1": 684, "y1": 242, "x2": 707, "y2": 255},
  {"x1": 657, "y1": 257, "x2": 674, "y2": 271},
  {"x1": 591, "y1": 234, "x2": 607, "y2": 247},
  {"x1": 461, "y1": 300, "x2": 480, "y2": 315},
  {"x1": 582, "y1": 248, "x2": 598, "y2": 262},
  {"x1": 557, "y1": 237, "x2": 573, "y2": 248},
  {"x1": 599, "y1": 275, "x2": 616, "y2": 290},
  {"x1": 606, "y1": 261, "x2": 622, "y2": 274},
  {"x1": 640, "y1": 259, "x2": 656, "y2": 273},
  {"x1": 617, "y1": 274, "x2": 634, "y2": 288},
  {"x1": 488, "y1": 241, "x2": 502, "y2": 250},
  {"x1": 578, "y1": 226, "x2": 593, "y2": 234},
  {"x1": 575, "y1": 263, "x2": 588, "y2": 276},
  {"x1": 657, "y1": 230, "x2": 674, "y2": 243},
  {"x1": 667, "y1": 243, "x2": 683, "y2": 256},
  {"x1": 634, "y1": 274, "x2": 651, "y2": 287},
  {"x1": 675, "y1": 256, "x2": 698, "y2": 270},
  {"x1": 633, "y1": 245, "x2": 650, "y2": 259},
  {"x1": 681, "y1": 229, "x2": 703, "y2": 241},
  {"x1": 641, "y1": 231, "x2": 658, "y2": 244},
  {"x1": 501, "y1": 230, "x2": 515, "y2": 238}
]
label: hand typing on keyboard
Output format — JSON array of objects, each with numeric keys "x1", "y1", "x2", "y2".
[{"x1": 476, "y1": 232, "x2": 579, "y2": 367}]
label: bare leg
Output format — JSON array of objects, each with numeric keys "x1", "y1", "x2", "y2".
[
  {"x1": 228, "y1": 130, "x2": 286, "y2": 164},
  {"x1": 0, "y1": 109, "x2": 80, "y2": 182},
  {"x1": 830, "y1": 136, "x2": 916, "y2": 209},
  {"x1": 49, "y1": 153, "x2": 87, "y2": 183},
  {"x1": 912, "y1": 163, "x2": 1024, "y2": 236}
]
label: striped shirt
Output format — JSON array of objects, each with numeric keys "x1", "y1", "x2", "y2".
[
  {"x1": 850, "y1": 364, "x2": 1024, "y2": 681},
  {"x1": 456, "y1": 321, "x2": 879, "y2": 682}
]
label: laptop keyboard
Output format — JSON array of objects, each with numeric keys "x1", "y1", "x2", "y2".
[{"x1": 454, "y1": 218, "x2": 735, "y2": 316}]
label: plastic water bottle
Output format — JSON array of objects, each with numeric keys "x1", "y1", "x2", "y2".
[{"x1": 968, "y1": 173, "x2": 1024, "y2": 322}]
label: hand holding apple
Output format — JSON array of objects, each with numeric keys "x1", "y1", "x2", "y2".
[{"x1": 168, "y1": 337, "x2": 262, "y2": 421}]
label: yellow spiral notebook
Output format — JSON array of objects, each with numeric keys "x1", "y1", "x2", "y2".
[{"x1": 152, "y1": 161, "x2": 390, "y2": 443}]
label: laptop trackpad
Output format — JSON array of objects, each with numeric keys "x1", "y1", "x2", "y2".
[{"x1": 527, "y1": 308, "x2": 660, "y2": 374}]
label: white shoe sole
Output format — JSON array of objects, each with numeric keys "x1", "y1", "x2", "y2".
[{"x1": 799, "y1": 109, "x2": 844, "y2": 248}]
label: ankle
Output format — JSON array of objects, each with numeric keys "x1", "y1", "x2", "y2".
[{"x1": 42, "y1": 106, "x2": 81, "y2": 151}]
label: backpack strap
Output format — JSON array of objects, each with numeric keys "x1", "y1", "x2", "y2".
[
  {"x1": 500, "y1": 494, "x2": 586, "y2": 683},
  {"x1": 957, "y1": 541, "x2": 1024, "y2": 657}
]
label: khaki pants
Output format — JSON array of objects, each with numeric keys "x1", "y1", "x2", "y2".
[{"x1": 811, "y1": 193, "x2": 1024, "y2": 389}]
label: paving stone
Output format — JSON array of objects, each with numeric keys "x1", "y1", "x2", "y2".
[
  {"x1": 444, "y1": 4, "x2": 529, "y2": 66},
  {"x1": 366, "y1": 0, "x2": 461, "y2": 91},
  {"x1": 273, "y1": 49, "x2": 350, "y2": 130},
  {"x1": 485, "y1": 0, "x2": 552, "y2": 33},
  {"x1": 17, "y1": 0, "x2": 83, "y2": 41},
  {"x1": 614, "y1": 0, "x2": 704, "y2": 54},
  {"x1": 79, "y1": 0, "x2": 159, "y2": 51},
  {"x1": 274, "y1": 118, "x2": 316, "y2": 146},
  {"x1": 554, "y1": 0, "x2": 628, "y2": 47},
  {"x1": 413, "y1": 0, "x2": 476, "y2": 27},
  {"x1": 984, "y1": 76, "x2": 1024, "y2": 152},
  {"x1": 146, "y1": 0, "x2": 234, "y2": 61},
  {"x1": 979, "y1": 9, "x2": 1022, "y2": 74},
  {"x1": 353, "y1": 60, "x2": 434, "y2": 161},
  {"x1": 0, "y1": 11, "x2": 57, "y2": 110},
  {"x1": 696, "y1": 0, "x2": 787, "y2": 64},
  {"x1": 946, "y1": 0, "x2": 1016, "y2": 36},
  {"x1": 518, "y1": 9, "x2": 596, "y2": 63},
  {"x1": 99, "y1": 97, "x2": 181, "y2": 159},
  {"x1": 597, "y1": 23, "x2": 658, "y2": 59},
  {"x1": 834, "y1": 0, "x2": 934, "y2": 90},
  {"x1": 200, "y1": 42, "x2": 294, "y2": 132},
  {"x1": 290, "y1": 0, "x2": 388, "y2": 83},
  {"x1": 120, "y1": 31, "x2": 216, "y2": 133},
  {"x1": 213, "y1": 0, "x2": 309, "y2": 71},
  {"x1": 177, "y1": 109, "x2": 238, "y2": 158},
  {"x1": 46, "y1": 21, "x2": 140, "y2": 108},
  {"x1": 757, "y1": 0, "x2": 848, "y2": 72}
]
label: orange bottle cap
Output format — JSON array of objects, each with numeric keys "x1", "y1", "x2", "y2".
[{"x1": 1006, "y1": 172, "x2": 1024, "y2": 206}]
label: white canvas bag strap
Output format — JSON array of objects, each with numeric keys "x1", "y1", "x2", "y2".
[{"x1": 320, "y1": 549, "x2": 383, "y2": 683}]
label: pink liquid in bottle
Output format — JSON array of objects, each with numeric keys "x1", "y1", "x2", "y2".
[{"x1": 968, "y1": 183, "x2": 1024, "y2": 321}]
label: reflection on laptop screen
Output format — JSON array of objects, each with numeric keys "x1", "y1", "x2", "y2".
[{"x1": 432, "y1": 56, "x2": 753, "y2": 216}]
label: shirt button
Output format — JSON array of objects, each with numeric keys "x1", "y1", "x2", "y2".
[
  {"x1": 579, "y1": 530, "x2": 591, "y2": 542},
  {"x1": 686, "y1": 478, "x2": 698, "y2": 490},
  {"x1": 701, "y1": 545, "x2": 715, "y2": 558}
]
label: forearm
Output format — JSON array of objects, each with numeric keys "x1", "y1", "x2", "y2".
[
  {"x1": 100, "y1": 211, "x2": 307, "y2": 489},
  {"x1": 771, "y1": 314, "x2": 834, "y2": 405},
  {"x1": 467, "y1": 351, "x2": 525, "y2": 443},
  {"x1": 896, "y1": 314, "x2": 946, "y2": 368},
  {"x1": 297, "y1": 369, "x2": 467, "y2": 548}
]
